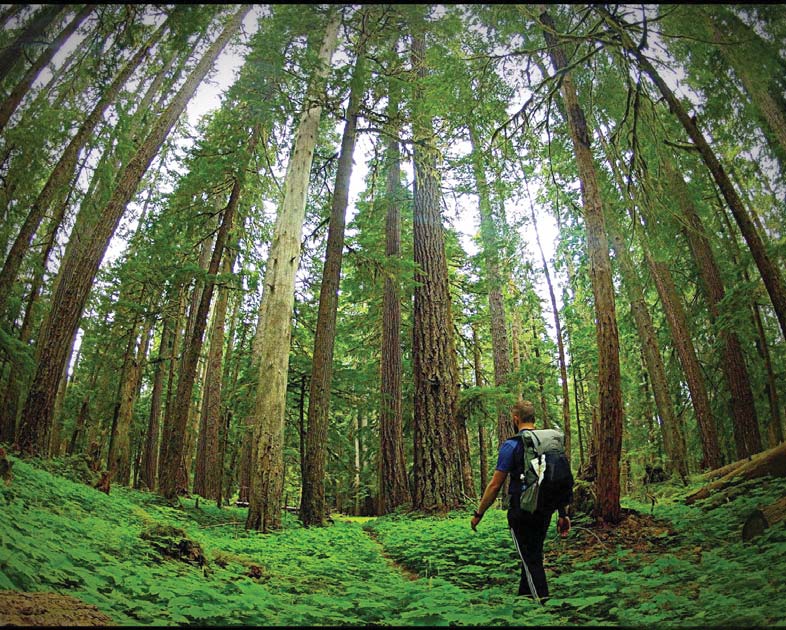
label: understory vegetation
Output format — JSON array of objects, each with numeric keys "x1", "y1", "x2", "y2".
[{"x1": 2, "y1": 455, "x2": 785, "y2": 626}]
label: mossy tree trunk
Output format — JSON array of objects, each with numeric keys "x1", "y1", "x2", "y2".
[{"x1": 246, "y1": 12, "x2": 340, "y2": 532}]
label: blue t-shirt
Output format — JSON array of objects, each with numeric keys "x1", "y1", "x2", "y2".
[{"x1": 495, "y1": 437, "x2": 523, "y2": 495}]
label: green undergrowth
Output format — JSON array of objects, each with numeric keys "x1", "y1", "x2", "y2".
[
  {"x1": 365, "y1": 475, "x2": 786, "y2": 627},
  {"x1": 2, "y1": 455, "x2": 785, "y2": 626},
  {"x1": 0, "y1": 457, "x2": 561, "y2": 625}
]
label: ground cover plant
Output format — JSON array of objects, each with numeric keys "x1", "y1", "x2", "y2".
[{"x1": 2, "y1": 454, "x2": 786, "y2": 626}]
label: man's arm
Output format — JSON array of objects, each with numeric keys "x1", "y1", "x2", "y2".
[{"x1": 470, "y1": 469, "x2": 508, "y2": 531}]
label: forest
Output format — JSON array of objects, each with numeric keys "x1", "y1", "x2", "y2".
[{"x1": 0, "y1": 3, "x2": 785, "y2": 627}]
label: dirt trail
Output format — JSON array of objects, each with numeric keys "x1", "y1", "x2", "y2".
[{"x1": 336, "y1": 516, "x2": 421, "y2": 582}]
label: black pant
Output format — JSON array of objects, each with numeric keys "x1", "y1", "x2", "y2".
[{"x1": 507, "y1": 505, "x2": 554, "y2": 600}]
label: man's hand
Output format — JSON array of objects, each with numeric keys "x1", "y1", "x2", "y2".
[
  {"x1": 557, "y1": 515, "x2": 571, "y2": 537},
  {"x1": 471, "y1": 513, "x2": 482, "y2": 531}
]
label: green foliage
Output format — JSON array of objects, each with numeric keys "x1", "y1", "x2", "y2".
[{"x1": 3, "y1": 456, "x2": 786, "y2": 626}]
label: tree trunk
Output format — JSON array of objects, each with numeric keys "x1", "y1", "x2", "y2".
[
  {"x1": 157, "y1": 285, "x2": 187, "y2": 482},
  {"x1": 664, "y1": 161, "x2": 762, "y2": 458},
  {"x1": 572, "y1": 361, "x2": 585, "y2": 470},
  {"x1": 410, "y1": 25, "x2": 463, "y2": 512},
  {"x1": 195, "y1": 249, "x2": 235, "y2": 500},
  {"x1": 686, "y1": 442, "x2": 786, "y2": 505},
  {"x1": 645, "y1": 248, "x2": 722, "y2": 469},
  {"x1": 160, "y1": 126, "x2": 253, "y2": 500},
  {"x1": 138, "y1": 310, "x2": 172, "y2": 490},
  {"x1": 605, "y1": 212, "x2": 688, "y2": 481},
  {"x1": 540, "y1": 7, "x2": 625, "y2": 523},
  {"x1": 246, "y1": 12, "x2": 340, "y2": 532},
  {"x1": 471, "y1": 323, "x2": 489, "y2": 491},
  {"x1": 468, "y1": 125, "x2": 512, "y2": 452},
  {"x1": 600, "y1": 7, "x2": 786, "y2": 343},
  {"x1": 0, "y1": 5, "x2": 95, "y2": 133},
  {"x1": 595, "y1": 135, "x2": 689, "y2": 479},
  {"x1": 752, "y1": 302, "x2": 784, "y2": 448},
  {"x1": 378, "y1": 79, "x2": 410, "y2": 515},
  {"x1": 526, "y1": 181, "x2": 571, "y2": 456},
  {"x1": 0, "y1": 16, "x2": 166, "y2": 315},
  {"x1": 300, "y1": 51, "x2": 365, "y2": 526},
  {"x1": 16, "y1": 7, "x2": 248, "y2": 457},
  {"x1": 237, "y1": 414, "x2": 253, "y2": 505},
  {"x1": 0, "y1": 5, "x2": 65, "y2": 83},
  {"x1": 108, "y1": 315, "x2": 153, "y2": 485}
]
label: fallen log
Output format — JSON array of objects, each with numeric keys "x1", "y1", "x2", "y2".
[
  {"x1": 742, "y1": 495, "x2": 786, "y2": 542},
  {"x1": 686, "y1": 442, "x2": 786, "y2": 505},
  {"x1": 702, "y1": 450, "x2": 769, "y2": 482}
]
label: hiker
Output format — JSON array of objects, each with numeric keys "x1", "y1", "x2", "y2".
[{"x1": 470, "y1": 400, "x2": 574, "y2": 602}]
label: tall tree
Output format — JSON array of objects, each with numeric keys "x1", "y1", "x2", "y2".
[
  {"x1": 599, "y1": 7, "x2": 786, "y2": 344},
  {"x1": 0, "y1": 5, "x2": 95, "y2": 133},
  {"x1": 468, "y1": 126, "x2": 512, "y2": 452},
  {"x1": 246, "y1": 10, "x2": 340, "y2": 532},
  {"x1": 0, "y1": 15, "x2": 168, "y2": 316},
  {"x1": 409, "y1": 17, "x2": 464, "y2": 511},
  {"x1": 16, "y1": 6, "x2": 249, "y2": 456},
  {"x1": 664, "y1": 159, "x2": 762, "y2": 458},
  {"x1": 160, "y1": 124, "x2": 257, "y2": 500},
  {"x1": 138, "y1": 305, "x2": 174, "y2": 490},
  {"x1": 300, "y1": 43, "x2": 366, "y2": 526},
  {"x1": 538, "y1": 6, "x2": 625, "y2": 522},
  {"x1": 0, "y1": 5, "x2": 66, "y2": 83},
  {"x1": 378, "y1": 75, "x2": 411, "y2": 515},
  {"x1": 524, "y1": 176, "x2": 571, "y2": 458}
]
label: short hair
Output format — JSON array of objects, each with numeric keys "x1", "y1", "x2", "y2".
[{"x1": 512, "y1": 400, "x2": 535, "y2": 423}]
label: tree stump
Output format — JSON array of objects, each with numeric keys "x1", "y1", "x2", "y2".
[{"x1": 742, "y1": 495, "x2": 786, "y2": 542}]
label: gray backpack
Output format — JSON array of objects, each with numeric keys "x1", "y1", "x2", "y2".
[{"x1": 516, "y1": 428, "x2": 572, "y2": 513}]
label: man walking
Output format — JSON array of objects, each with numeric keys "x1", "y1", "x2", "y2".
[{"x1": 471, "y1": 400, "x2": 573, "y2": 602}]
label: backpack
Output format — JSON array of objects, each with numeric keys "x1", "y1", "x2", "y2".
[{"x1": 515, "y1": 428, "x2": 572, "y2": 513}]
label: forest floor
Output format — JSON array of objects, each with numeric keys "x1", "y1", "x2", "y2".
[{"x1": 1, "y1": 454, "x2": 785, "y2": 627}]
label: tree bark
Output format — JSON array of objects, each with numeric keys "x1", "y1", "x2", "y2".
[
  {"x1": 300, "y1": 51, "x2": 365, "y2": 526},
  {"x1": 0, "y1": 16, "x2": 167, "y2": 315},
  {"x1": 138, "y1": 310, "x2": 172, "y2": 490},
  {"x1": 194, "y1": 249, "x2": 235, "y2": 500},
  {"x1": 539, "y1": 7, "x2": 625, "y2": 523},
  {"x1": 410, "y1": 25, "x2": 463, "y2": 512},
  {"x1": 157, "y1": 285, "x2": 187, "y2": 483},
  {"x1": 378, "y1": 78, "x2": 411, "y2": 515},
  {"x1": 16, "y1": 6, "x2": 249, "y2": 457},
  {"x1": 0, "y1": 5, "x2": 95, "y2": 133},
  {"x1": 246, "y1": 12, "x2": 340, "y2": 532},
  {"x1": 606, "y1": 212, "x2": 688, "y2": 481},
  {"x1": 644, "y1": 246, "x2": 722, "y2": 469},
  {"x1": 108, "y1": 315, "x2": 153, "y2": 485},
  {"x1": 471, "y1": 323, "x2": 489, "y2": 491},
  {"x1": 600, "y1": 7, "x2": 786, "y2": 343}
]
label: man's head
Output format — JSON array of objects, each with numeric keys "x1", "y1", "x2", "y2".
[{"x1": 511, "y1": 399, "x2": 535, "y2": 431}]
